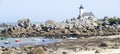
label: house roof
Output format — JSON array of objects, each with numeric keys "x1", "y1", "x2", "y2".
[{"x1": 82, "y1": 12, "x2": 95, "y2": 17}]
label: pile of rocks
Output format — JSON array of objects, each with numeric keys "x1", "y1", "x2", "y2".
[
  {"x1": 0, "y1": 19, "x2": 42, "y2": 37},
  {"x1": 1, "y1": 18, "x2": 120, "y2": 38},
  {"x1": 0, "y1": 45, "x2": 47, "y2": 54}
]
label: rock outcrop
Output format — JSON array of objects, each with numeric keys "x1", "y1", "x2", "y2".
[{"x1": 1, "y1": 18, "x2": 120, "y2": 38}]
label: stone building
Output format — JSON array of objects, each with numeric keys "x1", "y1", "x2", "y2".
[
  {"x1": 60, "y1": 5, "x2": 98, "y2": 29},
  {"x1": 77, "y1": 5, "x2": 97, "y2": 26}
]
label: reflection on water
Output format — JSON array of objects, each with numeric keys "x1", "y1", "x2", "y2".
[{"x1": 0, "y1": 37, "x2": 62, "y2": 48}]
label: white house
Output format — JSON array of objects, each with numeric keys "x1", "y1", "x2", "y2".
[
  {"x1": 60, "y1": 5, "x2": 98, "y2": 29},
  {"x1": 77, "y1": 5, "x2": 97, "y2": 26}
]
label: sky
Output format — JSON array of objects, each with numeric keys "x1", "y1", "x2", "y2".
[{"x1": 0, "y1": 0, "x2": 120, "y2": 22}]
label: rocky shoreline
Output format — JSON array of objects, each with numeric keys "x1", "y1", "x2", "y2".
[
  {"x1": 0, "y1": 4, "x2": 120, "y2": 54},
  {"x1": 0, "y1": 18, "x2": 120, "y2": 38},
  {"x1": 0, "y1": 35, "x2": 120, "y2": 54}
]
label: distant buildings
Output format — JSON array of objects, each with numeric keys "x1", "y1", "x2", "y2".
[
  {"x1": 61, "y1": 5, "x2": 97, "y2": 29},
  {"x1": 77, "y1": 5, "x2": 97, "y2": 26},
  {"x1": 78, "y1": 5, "x2": 95, "y2": 20}
]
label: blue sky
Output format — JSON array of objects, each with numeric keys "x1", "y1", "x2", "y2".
[{"x1": 0, "y1": 0, "x2": 120, "y2": 22}]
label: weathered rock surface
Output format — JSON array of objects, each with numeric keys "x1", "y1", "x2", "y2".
[
  {"x1": 1, "y1": 18, "x2": 120, "y2": 38},
  {"x1": 28, "y1": 46, "x2": 47, "y2": 54},
  {"x1": 0, "y1": 35, "x2": 120, "y2": 54}
]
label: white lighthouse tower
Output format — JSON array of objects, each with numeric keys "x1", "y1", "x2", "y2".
[{"x1": 79, "y1": 5, "x2": 84, "y2": 17}]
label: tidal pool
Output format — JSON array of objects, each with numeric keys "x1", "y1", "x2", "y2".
[{"x1": 0, "y1": 37, "x2": 62, "y2": 48}]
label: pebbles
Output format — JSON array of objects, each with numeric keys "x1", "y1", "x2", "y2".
[
  {"x1": 0, "y1": 45, "x2": 48, "y2": 54},
  {"x1": 0, "y1": 35, "x2": 120, "y2": 54}
]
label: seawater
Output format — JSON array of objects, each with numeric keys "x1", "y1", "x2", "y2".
[
  {"x1": 0, "y1": 37, "x2": 62, "y2": 48},
  {"x1": 0, "y1": 21, "x2": 62, "y2": 26},
  {"x1": 0, "y1": 22, "x2": 62, "y2": 47}
]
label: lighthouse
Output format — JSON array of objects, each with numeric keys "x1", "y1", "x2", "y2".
[{"x1": 79, "y1": 5, "x2": 84, "y2": 17}]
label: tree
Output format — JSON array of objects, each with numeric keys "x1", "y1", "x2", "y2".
[{"x1": 108, "y1": 17, "x2": 120, "y2": 25}]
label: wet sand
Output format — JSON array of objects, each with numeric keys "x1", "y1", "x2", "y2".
[
  {"x1": 0, "y1": 35, "x2": 120, "y2": 54},
  {"x1": 45, "y1": 35, "x2": 120, "y2": 54}
]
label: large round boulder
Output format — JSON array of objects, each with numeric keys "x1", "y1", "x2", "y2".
[
  {"x1": 17, "y1": 18, "x2": 32, "y2": 28},
  {"x1": 28, "y1": 46, "x2": 47, "y2": 54},
  {"x1": 45, "y1": 20, "x2": 58, "y2": 28}
]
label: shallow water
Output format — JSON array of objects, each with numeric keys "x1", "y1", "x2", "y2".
[{"x1": 0, "y1": 37, "x2": 62, "y2": 48}]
